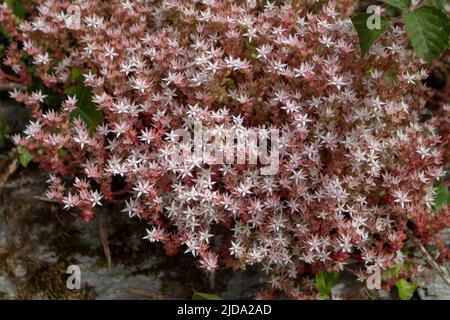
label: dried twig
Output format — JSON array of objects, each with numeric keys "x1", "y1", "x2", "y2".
[
  {"x1": 127, "y1": 287, "x2": 178, "y2": 300},
  {"x1": 33, "y1": 195, "x2": 58, "y2": 203},
  {"x1": 50, "y1": 206, "x2": 65, "y2": 226},
  {"x1": 0, "y1": 83, "x2": 27, "y2": 92},
  {"x1": 97, "y1": 213, "x2": 112, "y2": 271},
  {"x1": 363, "y1": 287, "x2": 375, "y2": 300},
  {"x1": 411, "y1": 236, "x2": 450, "y2": 287},
  {"x1": 0, "y1": 158, "x2": 19, "y2": 190}
]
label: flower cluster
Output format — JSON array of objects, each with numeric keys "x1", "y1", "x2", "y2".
[
  {"x1": 4, "y1": 0, "x2": 449, "y2": 298},
  {"x1": 0, "y1": 3, "x2": 30, "y2": 85}
]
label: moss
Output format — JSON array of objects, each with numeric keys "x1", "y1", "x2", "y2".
[
  {"x1": 0, "y1": 249, "x2": 12, "y2": 276},
  {"x1": 40, "y1": 218, "x2": 97, "y2": 259},
  {"x1": 19, "y1": 260, "x2": 94, "y2": 300}
]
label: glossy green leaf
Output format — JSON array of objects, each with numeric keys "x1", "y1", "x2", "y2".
[
  {"x1": 27, "y1": 75, "x2": 62, "y2": 109},
  {"x1": 315, "y1": 272, "x2": 339, "y2": 300},
  {"x1": 395, "y1": 279, "x2": 417, "y2": 300},
  {"x1": 351, "y1": 13, "x2": 389, "y2": 57},
  {"x1": 192, "y1": 292, "x2": 223, "y2": 300},
  {"x1": 426, "y1": 0, "x2": 447, "y2": 10},
  {"x1": 382, "y1": 0, "x2": 412, "y2": 9},
  {"x1": 65, "y1": 68, "x2": 103, "y2": 133},
  {"x1": 403, "y1": 6, "x2": 450, "y2": 63}
]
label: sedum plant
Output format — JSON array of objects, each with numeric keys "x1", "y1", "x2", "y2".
[{"x1": 1, "y1": 0, "x2": 449, "y2": 299}]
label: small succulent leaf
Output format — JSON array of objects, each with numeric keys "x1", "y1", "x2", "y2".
[
  {"x1": 315, "y1": 272, "x2": 340, "y2": 300},
  {"x1": 395, "y1": 279, "x2": 417, "y2": 300},
  {"x1": 17, "y1": 146, "x2": 33, "y2": 168}
]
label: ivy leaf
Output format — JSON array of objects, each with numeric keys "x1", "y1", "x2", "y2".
[
  {"x1": 351, "y1": 13, "x2": 389, "y2": 57},
  {"x1": 27, "y1": 74, "x2": 63, "y2": 109},
  {"x1": 192, "y1": 292, "x2": 223, "y2": 300},
  {"x1": 382, "y1": 0, "x2": 412, "y2": 9},
  {"x1": 403, "y1": 6, "x2": 450, "y2": 63},
  {"x1": 395, "y1": 279, "x2": 417, "y2": 300},
  {"x1": 426, "y1": 0, "x2": 447, "y2": 10},
  {"x1": 315, "y1": 272, "x2": 339, "y2": 300},
  {"x1": 17, "y1": 146, "x2": 33, "y2": 168},
  {"x1": 434, "y1": 180, "x2": 449, "y2": 211},
  {"x1": 66, "y1": 85, "x2": 103, "y2": 133},
  {"x1": 65, "y1": 68, "x2": 103, "y2": 133}
]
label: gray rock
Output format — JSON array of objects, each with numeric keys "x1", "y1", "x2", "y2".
[{"x1": 418, "y1": 269, "x2": 450, "y2": 300}]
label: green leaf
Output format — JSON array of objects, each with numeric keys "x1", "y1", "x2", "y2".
[
  {"x1": 6, "y1": 0, "x2": 26, "y2": 20},
  {"x1": 65, "y1": 68, "x2": 103, "y2": 133},
  {"x1": 351, "y1": 13, "x2": 389, "y2": 57},
  {"x1": 27, "y1": 76, "x2": 63, "y2": 109},
  {"x1": 70, "y1": 67, "x2": 82, "y2": 82},
  {"x1": 224, "y1": 78, "x2": 236, "y2": 89},
  {"x1": 382, "y1": 0, "x2": 412, "y2": 9},
  {"x1": 192, "y1": 292, "x2": 223, "y2": 300},
  {"x1": 17, "y1": 146, "x2": 33, "y2": 168},
  {"x1": 434, "y1": 180, "x2": 449, "y2": 211},
  {"x1": 315, "y1": 272, "x2": 339, "y2": 300},
  {"x1": 382, "y1": 264, "x2": 402, "y2": 280},
  {"x1": 58, "y1": 148, "x2": 69, "y2": 159},
  {"x1": 395, "y1": 279, "x2": 417, "y2": 300},
  {"x1": 384, "y1": 72, "x2": 398, "y2": 86},
  {"x1": 426, "y1": 0, "x2": 447, "y2": 10},
  {"x1": 403, "y1": 6, "x2": 450, "y2": 63}
]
